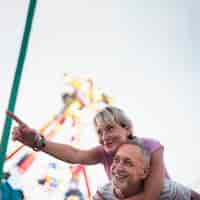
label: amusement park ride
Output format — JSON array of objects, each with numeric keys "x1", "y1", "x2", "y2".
[
  {"x1": 0, "y1": 3, "x2": 112, "y2": 198},
  {"x1": 3, "y1": 74, "x2": 113, "y2": 200}
]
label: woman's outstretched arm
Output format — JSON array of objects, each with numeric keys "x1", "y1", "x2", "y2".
[{"x1": 7, "y1": 111, "x2": 101, "y2": 165}]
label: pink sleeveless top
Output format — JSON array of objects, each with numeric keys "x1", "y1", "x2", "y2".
[{"x1": 96, "y1": 137, "x2": 170, "y2": 180}]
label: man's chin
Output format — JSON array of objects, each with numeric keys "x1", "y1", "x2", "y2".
[
  {"x1": 112, "y1": 183, "x2": 126, "y2": 199},
  {"x1": 112, "y1": 180, "x2": 126, "y2": 190}
]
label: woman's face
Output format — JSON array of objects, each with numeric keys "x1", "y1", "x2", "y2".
[{"x1": 96, "y1": 122, "x2": 130, "y2": 153}]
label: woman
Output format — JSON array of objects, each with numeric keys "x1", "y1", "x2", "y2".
[{"x1": 8, "y1": 106, "x2": 167, "y2": 200}]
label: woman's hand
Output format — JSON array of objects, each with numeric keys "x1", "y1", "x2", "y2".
[{"x1": 7, "y1": 111, "x2": 40, "y2": 148}]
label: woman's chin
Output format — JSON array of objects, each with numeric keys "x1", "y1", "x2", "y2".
[{"x1": 104, "y1": 145, "x2": 117, "y2": 154}]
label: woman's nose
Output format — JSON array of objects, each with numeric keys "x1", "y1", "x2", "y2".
[
  {"x1": 102, "y1": 130, "x2": 112, "y2": 140},
  {"x1": 102, "y1": 131, "x2": 108, "y2": 139}
]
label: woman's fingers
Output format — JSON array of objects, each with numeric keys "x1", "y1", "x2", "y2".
[
  {"x1": 12, "y1": 127, "x2": 22, "y2": 141},
  {"x1": 6, "y1": 111, "x2": 27, "y2": 127},
  {"x1": 7, "y1": 111, "x2": 38, "y2": 147}
]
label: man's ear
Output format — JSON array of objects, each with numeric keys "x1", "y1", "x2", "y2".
[{"x1": 140, "y1": 167, "x2": 149, "y2": 180}]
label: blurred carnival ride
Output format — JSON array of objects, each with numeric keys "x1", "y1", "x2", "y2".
[{"x1": 3, "y1": 74, "x2": 113, "y2": 200}]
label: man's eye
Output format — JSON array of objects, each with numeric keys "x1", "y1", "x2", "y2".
[
  {"x1": 124, "y1": 160, "x2": 133, "y2": 167},
  {"x1": 113, "y1": 157, "x2": 119, "y2": 163}
]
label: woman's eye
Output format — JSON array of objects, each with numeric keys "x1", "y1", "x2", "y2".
[
  {"x1": 97, "y1": 130, "x2": 102, "y2": 136},
  {"x1": 106, "y1": 125, "x2": 114, "y2": 132}
]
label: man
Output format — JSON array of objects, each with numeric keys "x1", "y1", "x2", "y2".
[{"x1": 93, "y1": 141, "x2": 199, "y2": 200}]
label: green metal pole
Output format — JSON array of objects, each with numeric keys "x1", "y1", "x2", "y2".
[{"x1": 0, "y1": 0, "x2": 37, "y2": 184}]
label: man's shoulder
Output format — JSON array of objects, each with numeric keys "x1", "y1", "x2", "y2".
[
  {"x1": 161, "y1": 179, "x2": 191, "y2": 200},
  {"x1": 95, "y1": 183, "x2": 118, "y2": 200}
]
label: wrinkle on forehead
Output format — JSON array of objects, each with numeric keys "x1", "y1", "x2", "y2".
[{"x1": 117, "y1": 144, "x2": 145, "y2": 163}]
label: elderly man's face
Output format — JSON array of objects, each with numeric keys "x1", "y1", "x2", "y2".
[{"x1": 111, "y1": 144, "x2": 148, "y2": 196}]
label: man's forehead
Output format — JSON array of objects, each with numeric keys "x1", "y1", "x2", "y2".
[{"x1": 116, "y1": 144, "x2": 142, "y2": 158}]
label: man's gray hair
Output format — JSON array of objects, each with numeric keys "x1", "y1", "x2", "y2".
[{"x1": 127, "y1": 138, "x2": 151, "y2": 169}]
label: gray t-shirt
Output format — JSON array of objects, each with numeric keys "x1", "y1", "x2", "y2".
[{"x1": 93, "y1": 179, "x2": 191, "y2": 200}]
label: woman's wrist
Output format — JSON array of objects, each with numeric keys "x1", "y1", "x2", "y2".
[{"x1": 32, "y1": 134, "x2": 46, "y2": 151}]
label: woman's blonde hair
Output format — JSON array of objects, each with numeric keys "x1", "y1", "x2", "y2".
[{"x1": 93, "y1": 106, "x2": 134, "y2": 139}]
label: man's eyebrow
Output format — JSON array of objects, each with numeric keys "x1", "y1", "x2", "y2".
[
  {"x1": 113, "y1": 154, "x2": 120, "y2": 159},
  {"x1": 124, "y1": 157, "x2": 133, "y2": 162},
  {"x1": 113, "y1": 155, "x2": 118, "y2": 158}
]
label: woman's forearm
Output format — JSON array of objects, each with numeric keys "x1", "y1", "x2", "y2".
[
  {"x1": 42, "y1": 140, "x2": 82, "y2": 163},
  {"x1": 42, "y1": 140, "x2": 100, "y2": 164}
]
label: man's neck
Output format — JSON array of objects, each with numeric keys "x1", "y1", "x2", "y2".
[{"x1": 113, "y1": 182, "x2": 143, "y2": 199}]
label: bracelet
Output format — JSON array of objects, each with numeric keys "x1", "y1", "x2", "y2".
[{"x1": 33, "y1": 135, "x2": 46, "y2": 151}]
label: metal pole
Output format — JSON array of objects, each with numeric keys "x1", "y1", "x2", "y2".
[{"x1": 0, "y1": 0, "x2": 37, "y2": 184}]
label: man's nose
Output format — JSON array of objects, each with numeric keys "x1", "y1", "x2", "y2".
[{"x1": 114, "y1": 161, "x2": 124, "y2": 170}]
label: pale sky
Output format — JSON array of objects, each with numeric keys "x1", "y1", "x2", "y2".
[{"x1": 0, "y1": 0, "x2": 200, "y2": 198}]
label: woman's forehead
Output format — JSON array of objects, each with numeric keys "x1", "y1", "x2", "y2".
[
  {"x1": 95, "y1": 119, "x2": 116, "y2": 129},
  {"x1": 95, "y1": 112, "x2": 112, "y2": 122}
]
